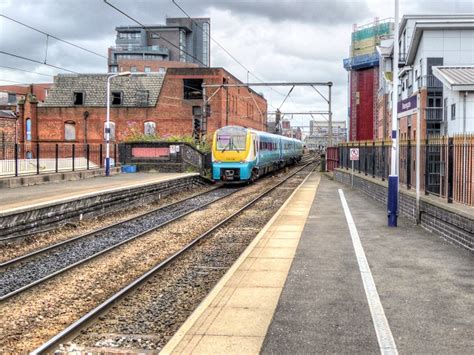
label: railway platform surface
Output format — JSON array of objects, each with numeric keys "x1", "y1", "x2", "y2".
[
  {"x1": 163, "y1": 172, "x2": 473, "y2": 354},
  {"x1": 0, "y1": 172, "x2": 198, "y2": 214}
]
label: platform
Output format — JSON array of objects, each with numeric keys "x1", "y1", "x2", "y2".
[
  {"x1": 0, "y1": 172, "x2": 202, "y2": 237},
  {"x1": 162, "y1": 173, "x2": 473, "y2": 354}
]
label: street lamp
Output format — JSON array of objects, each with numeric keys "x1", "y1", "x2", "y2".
[{"x1": 105, "y1": 71, "x2": 131, "y2": 176}]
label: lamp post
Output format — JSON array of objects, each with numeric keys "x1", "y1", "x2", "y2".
[
  {"x1": 388, "y1": 0, "x2": 399, "y2": 226},
  {"x1": 105, "y1": 71, "x2": 131, "y2": 176}
]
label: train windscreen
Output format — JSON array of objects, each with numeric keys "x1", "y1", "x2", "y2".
[{"x1": 216, "y1": 134, "x2": 247, "y2": 151}]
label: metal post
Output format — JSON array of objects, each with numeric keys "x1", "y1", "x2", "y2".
[
  {"x1": 36, "y1": 143, "x2": 40, "y2": 175},
  {"x1": 72, "y1": 144, "x2": 75, "y2": 171},
  {"x1": 372, "y1": 141, "x2": 376, "y2": 178},
  {"x1": 86, "y1": 144, "x2": 90, "y2": 170},
  {"x1": 55, "y1": 143, "x2": 59, "y2": 173},
  {"x1": 106, "y1": 76, "x2": 112, "y2": 176},
  {"x1": 382, "y1": 140, "x2": 385, "y2": 181},
  {"x1": 364, "y1": 141, "x2": 368, "y2": 175},
  {"x1": 114, "y1": 144, "x2": 117, "y2": 170},
  {"x1": 99, "y1": 144, "x2": 103, "y2": 168},
  {"x1": 416, "y1": 93, "x2": 421, "y2": 222},
  {"x1": 388, "y1": 0, "x2": 400, "y2": 227},
  {"x1": 407, "y1": 137, "x2": 411, "y2": 189},
  {"x1": 425, "y1": 137, "x2": 429, "y2": 195},
  {"x1": 226, "y1": 86, "x2": 229, "y2": 126},
  {"x1": 351, "y1": 159, "x2": 354, "y2": 188},
  {"x1": 328, "y1": 83, "x2": 333, "y2": 147},
  {"x1": 358, "y1": 141, "x2": 361, "y2": 173},
  {"x1": 14, "y1": 143, "x2": 18, "y2": 177},
  {"x1": 447, "y1": 138, "x2": 454, "y2": 203}
]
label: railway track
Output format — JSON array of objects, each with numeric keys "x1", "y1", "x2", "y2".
[
  {"x1": 31, "y1": 158, "x2": 319, "y2": 354},
  {"x1": 0, "y1": 187, "x2": 239, "y2": 301}
]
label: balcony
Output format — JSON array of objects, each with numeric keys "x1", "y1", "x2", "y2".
[
  {"x1": 110, "y1": 45, "x2": 169, "y2": 54},
  {"x1": 417, "y1": 75, "x2": 443, "y2": 89},
  {"x1": 398, "y1": 53, "x2": 407, "y2": 66},
  {"x1": 425, "y1": 107, "x2": 443, "y2": 121}
]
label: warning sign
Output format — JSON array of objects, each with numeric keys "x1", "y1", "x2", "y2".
[{"x1": 350, "y1": 148, "x2": 359, "y2": 161}]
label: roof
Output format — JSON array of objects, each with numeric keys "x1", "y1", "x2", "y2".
[
  {"x1": 432, "y1": 66, "x2": 474, "y2": 91},
  {"x1": 0, "y1": 110, "x2": 17, "y2": 119},
  {"x1": 41, "y1": 73, "x2": 166, "y2": 107},
  {"x1": 404, "y1": 16, "x2": 474, "y2": 65}
]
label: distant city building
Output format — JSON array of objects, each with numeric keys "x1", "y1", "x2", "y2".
[
  {"x1": 305, "y1": 120, "x2": 347, "y2": 149},
  {"x1": 108, "y1": 17, "x2": 211, "y2": 73}
]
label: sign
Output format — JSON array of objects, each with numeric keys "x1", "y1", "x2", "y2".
[
  {"x1": 397, "y1": 95, "x2": 418, "y2": 118},
  {"x1": 350, "y1": 148, "x2": 359, "y2": 161}
]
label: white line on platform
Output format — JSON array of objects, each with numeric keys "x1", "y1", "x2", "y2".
[{"x1": 338, "y1": 189, "x2": 398, "y2": 355}]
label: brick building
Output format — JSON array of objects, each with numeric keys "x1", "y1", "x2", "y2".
[
  {"x1": 0, "y1": 83, "x2": 52, "y2": 110},
  {"x1": 0, "y1": 110, "x2": 17, "y2": 144},
  {"x1": 16, "y1": 68, "x2": 267, "y2": 149}
]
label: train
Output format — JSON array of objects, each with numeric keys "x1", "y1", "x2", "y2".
[{"x1": 212, "y1": 125, "x2": 304, "y2": 182}]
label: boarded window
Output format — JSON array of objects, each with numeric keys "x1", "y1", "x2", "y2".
[
  {"x1": 111, "y1": 91, "x2": 122, "y2": 105},
  {"x1": 73, "y1": 92, "x2": 84, "y2": 105},
  {"x1": 104, "y1": 122, "x2": 116, "y2": 141},
  {"x1": 8, "y1": 93, "x2": 17, "y2": 104},
  {"x1": 144, "y1": 121, "x2": 156, "y2": 136},
  {"x1": 136, "y1": 90, "x2": 149, "y2": 106},
  {"x1": 183, "y1": 79, "x2": 203, "y2": 100},
  {"x1": 65, "y1": 122, "x2": 76, "y2": 141}
]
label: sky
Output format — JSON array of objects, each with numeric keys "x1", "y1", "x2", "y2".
[{"x1": 0, "y1": 0, "x2": 472, "y2": 134}]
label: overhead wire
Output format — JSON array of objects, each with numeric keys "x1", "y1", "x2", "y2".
[
  {"x1": 0, "y1": 51, "x2": 79, "y2": 74},
  {"x1": 0, "y1": 14, "x2": 108, "y2": 60},
  {"x1": 171, "y1": 0, "x2": 286, "y2": 110},
  {"x1": 0, "y1": 65, "x2": 54, "y2": 78}
]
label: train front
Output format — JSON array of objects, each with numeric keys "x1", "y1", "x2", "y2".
[{"x1": 212, "y1": 126, "x2": 253, "y2": 182}]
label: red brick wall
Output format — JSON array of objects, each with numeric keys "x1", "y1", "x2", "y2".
[
  {"x1": 20, "y1": 68, "x2": 267, "y2": 144},
  {"x1": 0, "y1": 118, "x2": 16, "y2": 143},
  {"x1": 0, "y1": 83, "x2": 52, "y2": 103}
]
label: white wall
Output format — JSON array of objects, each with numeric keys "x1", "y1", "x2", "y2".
[{"x1": 446, "y1": 90, "x2": 474, "y2": 135}]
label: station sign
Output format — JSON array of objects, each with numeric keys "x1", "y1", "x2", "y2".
[
  {"x1": 397, "y1": 95, "x2": 418, "y2": 118},
  {"x1": 350, "y1": 148, "x2": 359, "y2": 161}
]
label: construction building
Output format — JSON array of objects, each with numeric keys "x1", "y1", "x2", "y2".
[{"x1": 343, "y1": 19, "x2": 394, "y2": 141}]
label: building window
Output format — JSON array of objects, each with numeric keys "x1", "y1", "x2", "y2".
[
  {"x1": 131, "y1": 66, "x2": 137, "y2": 73},
  {"x1": 136, "y1": 90, "x2": 149, "y2": 106},
  {"x1": 158, "y1": 67, "x2": 165, "y2": 73},
  {"x1": 183, "y1": 79, "x2": 203, "y2": 100},
  {"x1": 144, "y1": 66, "x2": 151, "y2": 73},
  {"x1": 104, "y1": 121, "x2": 116, "y2": 141},
  {"x1": 111, "y1": 91, "x2": 123, "y2": 105},
  {"x1": 144, "y1": 121, "x2": 156, "y2": 136},
  {"x1": 451, "y1": 104, "x2": 456, "y2": 120},
  {"x1": 25, "y1": 118, "x2": 32, "y2": 141},
  {"x1": 192, "y1": 106, "x2": 202, "y2": 117},
  {"x1": 8, "y1": 93, "x2": 17, "y2": 104},
  {"x1": 73, "y1": 92, "x2": 84, "y2": 105},
  {"x1": 65, "y1": 121, "x2": 76, "y2": 141},
  {"x1": 110, "y1": 66, "x2": 118, "y2": 73}
]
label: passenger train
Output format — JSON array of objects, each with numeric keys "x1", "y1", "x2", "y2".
[{"x1": 212, "y1": 126, "x2": 303, "y2": 182}]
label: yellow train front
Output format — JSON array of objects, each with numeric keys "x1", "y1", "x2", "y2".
[{"x1": 212, "y1": 126, "x2": 303, "y2": 183}]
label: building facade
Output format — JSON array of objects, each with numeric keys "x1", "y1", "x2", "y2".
[
  {"x1": 108, "y1": 17, "x2": 210, "y2": 72},
  {"x1": 376, "y1": 14, "x2": 474, "y2": 140},
  {"x1": 16, "y1": 68, "x2": 267, "y2": 150}
]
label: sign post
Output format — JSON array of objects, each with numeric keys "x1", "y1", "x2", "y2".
[{"x1": 350, "y1": 148, "x2": 359, "y2": 188}]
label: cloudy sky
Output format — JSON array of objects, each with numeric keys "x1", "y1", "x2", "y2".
[{"x1": 0, "y1": 0, "x2": 472, "y2": 133}]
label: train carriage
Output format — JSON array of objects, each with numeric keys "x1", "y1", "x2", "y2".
[{"x1": 212, "y1": 126, "x2": 303, "y2": 182}]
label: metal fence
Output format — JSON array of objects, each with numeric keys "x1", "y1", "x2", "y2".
[
  {"x1": 328, "y1": 134, "x2": 473, "y2": 206},
  {"x1": 0, "y1": 142, "x2": 118, "y2": 177}
]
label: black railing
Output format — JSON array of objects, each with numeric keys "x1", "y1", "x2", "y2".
[
  {"x1": 425, "y1": 107, "x2": 443, "y2": 121},
  {"x1": 0, "y1": 142, "x2": 118, "y2": 178}
]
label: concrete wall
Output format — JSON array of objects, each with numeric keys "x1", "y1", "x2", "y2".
[
  {"x1": 445, "y1": 90, "x2": 474, "y2": 135},
  {"x1": 334, "y1": 169, "x2": 473, "y2": 252}
]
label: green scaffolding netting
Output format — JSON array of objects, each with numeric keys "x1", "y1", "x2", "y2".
[{"x1": 352, "y1": 22, "x2": 392, "y2": 42}]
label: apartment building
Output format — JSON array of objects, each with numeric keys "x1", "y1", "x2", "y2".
[
  {"x1": 376, "y1": 14, "x2": 474, "y2": 139},
  {"x1": 108, "y1": 17, "x2": 210, "y2": 73}
]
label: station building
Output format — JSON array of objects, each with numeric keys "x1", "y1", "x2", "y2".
[
  {"x1": 376, "y1": 14, "x2": 474, "y2": 140},
  {"x1": 15, "y1": 67, "x2": 267, "y2": 147}
]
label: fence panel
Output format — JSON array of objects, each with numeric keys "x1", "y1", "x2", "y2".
[{"x1": 330, "y1": 134, "x2": 473, "y2": 206}]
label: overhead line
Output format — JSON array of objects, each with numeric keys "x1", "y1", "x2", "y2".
[
  {"x1": 0, "y1": 65, "x2": 53, "y2": 77},
  {"x1": 0, "y1": 51, "x2": 79, "y2": 74},
  {"x1": 171, "y1": 0, "x2": 286, "y2": 110},
  {"x1": 0, "y1": 14, "x2": 107, "y2": 59},
  {"x1": 103, "y1": 0, "x2": 207, "y2": 67}
]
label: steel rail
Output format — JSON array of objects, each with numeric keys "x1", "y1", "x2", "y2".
[
  {"x1": 1, "y1": 186, "x2": 222, "y2": 268},
  {"x1": 0, "y1": 187, "x2": 239, "y2": 301},
  {"x1": 0, "y1": 181, "x2": 206, "y2": 242},
  {"x1": 31, "y1": 158, "x2": 319, "y2": 355}
]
